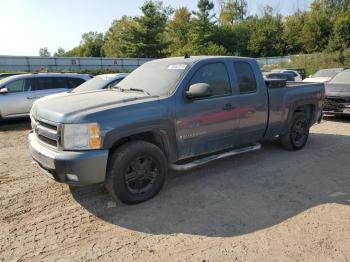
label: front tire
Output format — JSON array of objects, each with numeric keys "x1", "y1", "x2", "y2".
[
  {"x1": 280, "y1": 112, "x2": 310, "y2": 151},
  {"x1": 105, "y1": 141, "x2": 167, "y2": 205}
]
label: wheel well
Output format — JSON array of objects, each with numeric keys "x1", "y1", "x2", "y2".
[
  {"x1": 109, "y1": 131, "x2": 166, "y2": 158},
  {"x1": 294, "y1": 104, "x2": 315, "y2": 124}
]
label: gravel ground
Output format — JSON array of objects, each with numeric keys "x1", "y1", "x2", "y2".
[{"x1": 0, "y1": 117, "x2": 349, "y2": 261}]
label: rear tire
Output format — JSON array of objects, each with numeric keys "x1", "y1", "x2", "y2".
[
  {"x1": 280, "y1": 112, "x2": 310, "y2": 151},
  {"x1": 105, "y1": 141, "x2": 167, "y2": 205}
]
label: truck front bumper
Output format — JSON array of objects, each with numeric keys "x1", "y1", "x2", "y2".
[{"x1": 29, "y1": 133, "x2": 109, "y2": 186}]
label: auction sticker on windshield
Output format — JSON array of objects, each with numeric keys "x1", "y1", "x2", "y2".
[{"x1": 168, "y1": 64, "x2": 188, "y2": 70}]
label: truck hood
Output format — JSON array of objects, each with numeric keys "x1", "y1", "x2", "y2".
[
  {"x1": 325, "y1": 83, "x2": 350, "y2": 97},
  {"x1": 31, "y1": 90, "x2": 153, "y2": 123}
]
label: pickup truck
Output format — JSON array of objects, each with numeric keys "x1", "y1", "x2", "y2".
[{"x1": 29, "y1": 56, "x2": 325, "y2": 204}]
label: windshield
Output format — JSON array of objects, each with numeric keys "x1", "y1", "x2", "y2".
[
  {"x1": 313, "y1": 69, "x2": 342, "y2": 78},
  {"x1": 329, "y1": 71, "x2": 350, "y2": 84},
  {"x1": 116, "y1": 60, "x2": 190, "y2": 96},
  {"x1": 73, "y1": 76, "x2": 113, "y2": 92}
]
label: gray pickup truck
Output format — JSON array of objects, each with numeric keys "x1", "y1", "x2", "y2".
[{"x1": 29, "y1": 56, "x2": 325, "y2": 204}]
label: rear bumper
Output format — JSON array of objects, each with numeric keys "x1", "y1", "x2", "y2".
[{"x1": 29, "y1": 133, "x2": 109, "y2": 186}]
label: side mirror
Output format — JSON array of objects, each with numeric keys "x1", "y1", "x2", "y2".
[
  {"x1": 185, "y1": 83, "x2": 212, "y2": 99},
  {"x1": 0, "y1": 87, "x2": 8, "y2": 94}
]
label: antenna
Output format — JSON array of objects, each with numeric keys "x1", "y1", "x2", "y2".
[{"x1": 184, "y1": 53, "x2": 190, "y2": 59}]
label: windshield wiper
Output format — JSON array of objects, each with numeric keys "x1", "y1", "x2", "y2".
[{"x1": 119, "y1": 87, "x2": 153, "y2": 97}]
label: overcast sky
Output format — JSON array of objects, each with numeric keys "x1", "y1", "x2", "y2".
[{"x1": 0, "y1": 0, "x2": 312, "y2": 56}]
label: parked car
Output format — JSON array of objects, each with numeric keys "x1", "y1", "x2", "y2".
[
  {"x1": 323, "y1": 69, "x2": 350, "y2": 115},
  {"x1": 264, "y1": 72, "x2": 295, "y2": 81},
  {"x1": 285, "y1": 68, "x2": 306, "y2": 79},
  {"x1": 0, "y1": 72, "x2": 25, "y2": 80},
  {"x1": 272, "y1": 69, "x2": 303, "y2": 82},
  {"x1": 0, "y1": 73, "x2": 91, "y2": 119},
  {"x1": 72, "y1": 73, "x2": 128, "y2": 93},
  {"x1": 29, "y1": 56, "x2": 324, "y2": 204},
  {"x1": 303, "y1": 68, "x2": 345, "y2": 83}
]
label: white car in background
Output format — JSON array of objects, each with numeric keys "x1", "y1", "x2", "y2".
[
  {"x1": 303, "y1": 68, "x2": 346, "y2": 83},
  {"x1": 272, "y1": 69, "x2": 303, "y2": 82},
  {"x1": 72, "y1": 73, "x2": 128, "y2": 93},
  {"x1": 0, "y1": 73, "x2": 91, "y2": 119}
]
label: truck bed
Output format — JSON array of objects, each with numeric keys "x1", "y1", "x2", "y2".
[{"x1": 265, "y1": 81, "x2": 325, "y2": 138}]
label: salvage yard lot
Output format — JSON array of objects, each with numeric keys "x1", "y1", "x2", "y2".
[{"x1": 0, "y1": 118, "x2": 349, "y2": 261}]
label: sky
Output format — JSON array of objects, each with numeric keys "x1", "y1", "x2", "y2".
[{"x1": 0, "y1": 0, "x2": 313, "y2": 56}]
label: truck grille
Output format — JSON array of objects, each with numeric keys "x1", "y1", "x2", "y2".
[
  {"x1": 31, "y1": 116, "x2": 61, "y2": 148},
  {"x1": 324, "y1": 97, "x2": 350, "y2": 112}
]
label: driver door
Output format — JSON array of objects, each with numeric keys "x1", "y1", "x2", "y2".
[{"x1": 175, "y1": 62, "x2": 241, "y2": 159}]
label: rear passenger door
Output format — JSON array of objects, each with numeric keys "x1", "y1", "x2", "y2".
[
  {"x1": 27, "y1": 77, "x2": 69, "y2": 110},
  {"x1": 233, "y1": 62, "x2": 268, "y2": 145}
]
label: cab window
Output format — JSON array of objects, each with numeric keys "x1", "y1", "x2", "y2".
[
  {"x1": 67, "y1": 78, "x2": 85, "y2": 88},
  {"x1": 234, "y1": 62, "x2": 257, "y2": 94},
  {"x1": 190, "y1": 63, "x2": 232, "y2": 97}
]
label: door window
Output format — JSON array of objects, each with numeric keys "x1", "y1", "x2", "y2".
[
  {"x1": 4, "y1": 79, "x2": 30, "y2": 93},
  {"x1": 105, "y1": 79, "x2": 122, "y2": 89},
  {"x1": 33, "y1": 77, "x2": 56, "y2": 91},
  {"x1": 190, "y1": 63, "x2": 232, "y2": 97},
  {"x1": 67, "y1": 78, "x2": 85, "y2": 88},
  {"x1": 234, "y1": 62, "x2": 257, "y2": 94}
]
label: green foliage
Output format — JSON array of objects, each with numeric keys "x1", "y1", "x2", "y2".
[
  {"x1": 247, "y1": 10, "x2": 286, "y2": 57},
  {"x1": 301, "y1": 2, "x2": 332, "y2": 53},
  {"x1": 54, "y1": 47, "x2": 65, "y2": 57},
  {"x1": 103, "y1": 16, "x2": 137, "y2": 57},
  {"x1": 283, "y1": 11, "x2": 306, "y2": 54},
  {"x1": 268, "y1": 49, "x2": 350, "y2": 76},
  {"x1": 167, "y1": 7, "x2": 192, "y2": 56},
  {"x1": 178, "y1": 0, "x2": 227, "y2": 56},
  {"x1": 219, "y1": 0, "x2": 248, "y2": 25},
  {"x1": 126, "y1": 0, "x2": 172, "y2": 58},
  {"x1": 329, "y1": 13, "x2": 350, "y2": 50},
  {"x1": 39, "y1": 47, "x2": 51, "y2": 57},
  {"x1": 60, "y1": 0, "x2": 350, "y2": 59}
]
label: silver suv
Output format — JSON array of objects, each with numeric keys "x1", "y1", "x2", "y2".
[{"x1": 0, "y1": 73, "x2": 91, "y2": 119}]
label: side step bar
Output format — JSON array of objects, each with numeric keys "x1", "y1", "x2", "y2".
[{"x1": 170, "y1": 143, "x2": 261, "y2": 172}]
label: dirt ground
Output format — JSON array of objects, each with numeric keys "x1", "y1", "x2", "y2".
[{"x1": 0, "y1": 117, "x2": 349, "y2": 262}]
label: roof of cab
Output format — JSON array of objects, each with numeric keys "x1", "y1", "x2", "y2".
[{"x1": 147, "y1": 56, "x2": 256, "y2": 65}]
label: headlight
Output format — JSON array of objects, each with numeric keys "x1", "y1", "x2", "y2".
[{"x1": 63, "y1": 123, "x2": 101, "y2": 150}]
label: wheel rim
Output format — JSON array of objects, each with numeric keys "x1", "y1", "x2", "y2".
[
  {"x1": 124, "y1": 156, "x2": 159, "y2": 195},
  {"x1": 291, "y1": 119, "x2": 308, "y2": 147}
]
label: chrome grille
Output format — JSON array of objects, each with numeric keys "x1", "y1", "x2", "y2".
[{"x1": 31, "y1": 116, "x2": 60, "y2": 148}]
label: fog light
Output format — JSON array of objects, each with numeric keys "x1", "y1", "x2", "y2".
[{"x1": 66, "y1": 174, "x2": 79, "y2": 182}]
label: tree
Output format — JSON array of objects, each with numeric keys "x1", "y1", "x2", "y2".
[
  {"x1": 65, "y1": 32, "x2": 105, "y2": 57},
  {"x1": 180, "y1": 0, "x2": 227, "y2": 55},
  {"x1": 167, "y1": 7, "x2": 192, "y2": 56},
  {"x1": 301, "y1": 2, "x2": 332, "y2": 53},
  {"x1": 219, "y1": 0, "x2": 248, "y2": 25},
  {"x1": 283, "y1": 11, "x2": 306, "y2": 54},
  {"x1": 39, "y1": 47, "x2": 51, "y2": 57},
  {"x1": 54, "y1": 47, "x2": 65, "y2": 57},
  {"x1": 215, "y1": 15, "x2": 254, "y2": 56},
  {"x1": 248, "y1": 7, "x2": 286, "y2": 57},
  {"x1": 127, "y1": 1, "x2": 172, "y2": 58},
  {"x1": 103, "y1": 16, "x2": 137, "y2": 57},
  {"x1": 328, "y1": 13, "x2": 350, "y2": 50}
]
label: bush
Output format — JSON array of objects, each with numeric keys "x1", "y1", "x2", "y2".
[{"x1": 268, "y1": 49, "x2": 350, "y2": 76}]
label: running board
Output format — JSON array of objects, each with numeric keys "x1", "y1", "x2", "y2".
[{"x1": 170, "y1": 143, "x2": 261, "y2": 171}]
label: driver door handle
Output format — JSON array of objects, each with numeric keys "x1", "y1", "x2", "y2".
[{"x1": 223, "y1": 103, "x2": 235, "y2": 111}]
